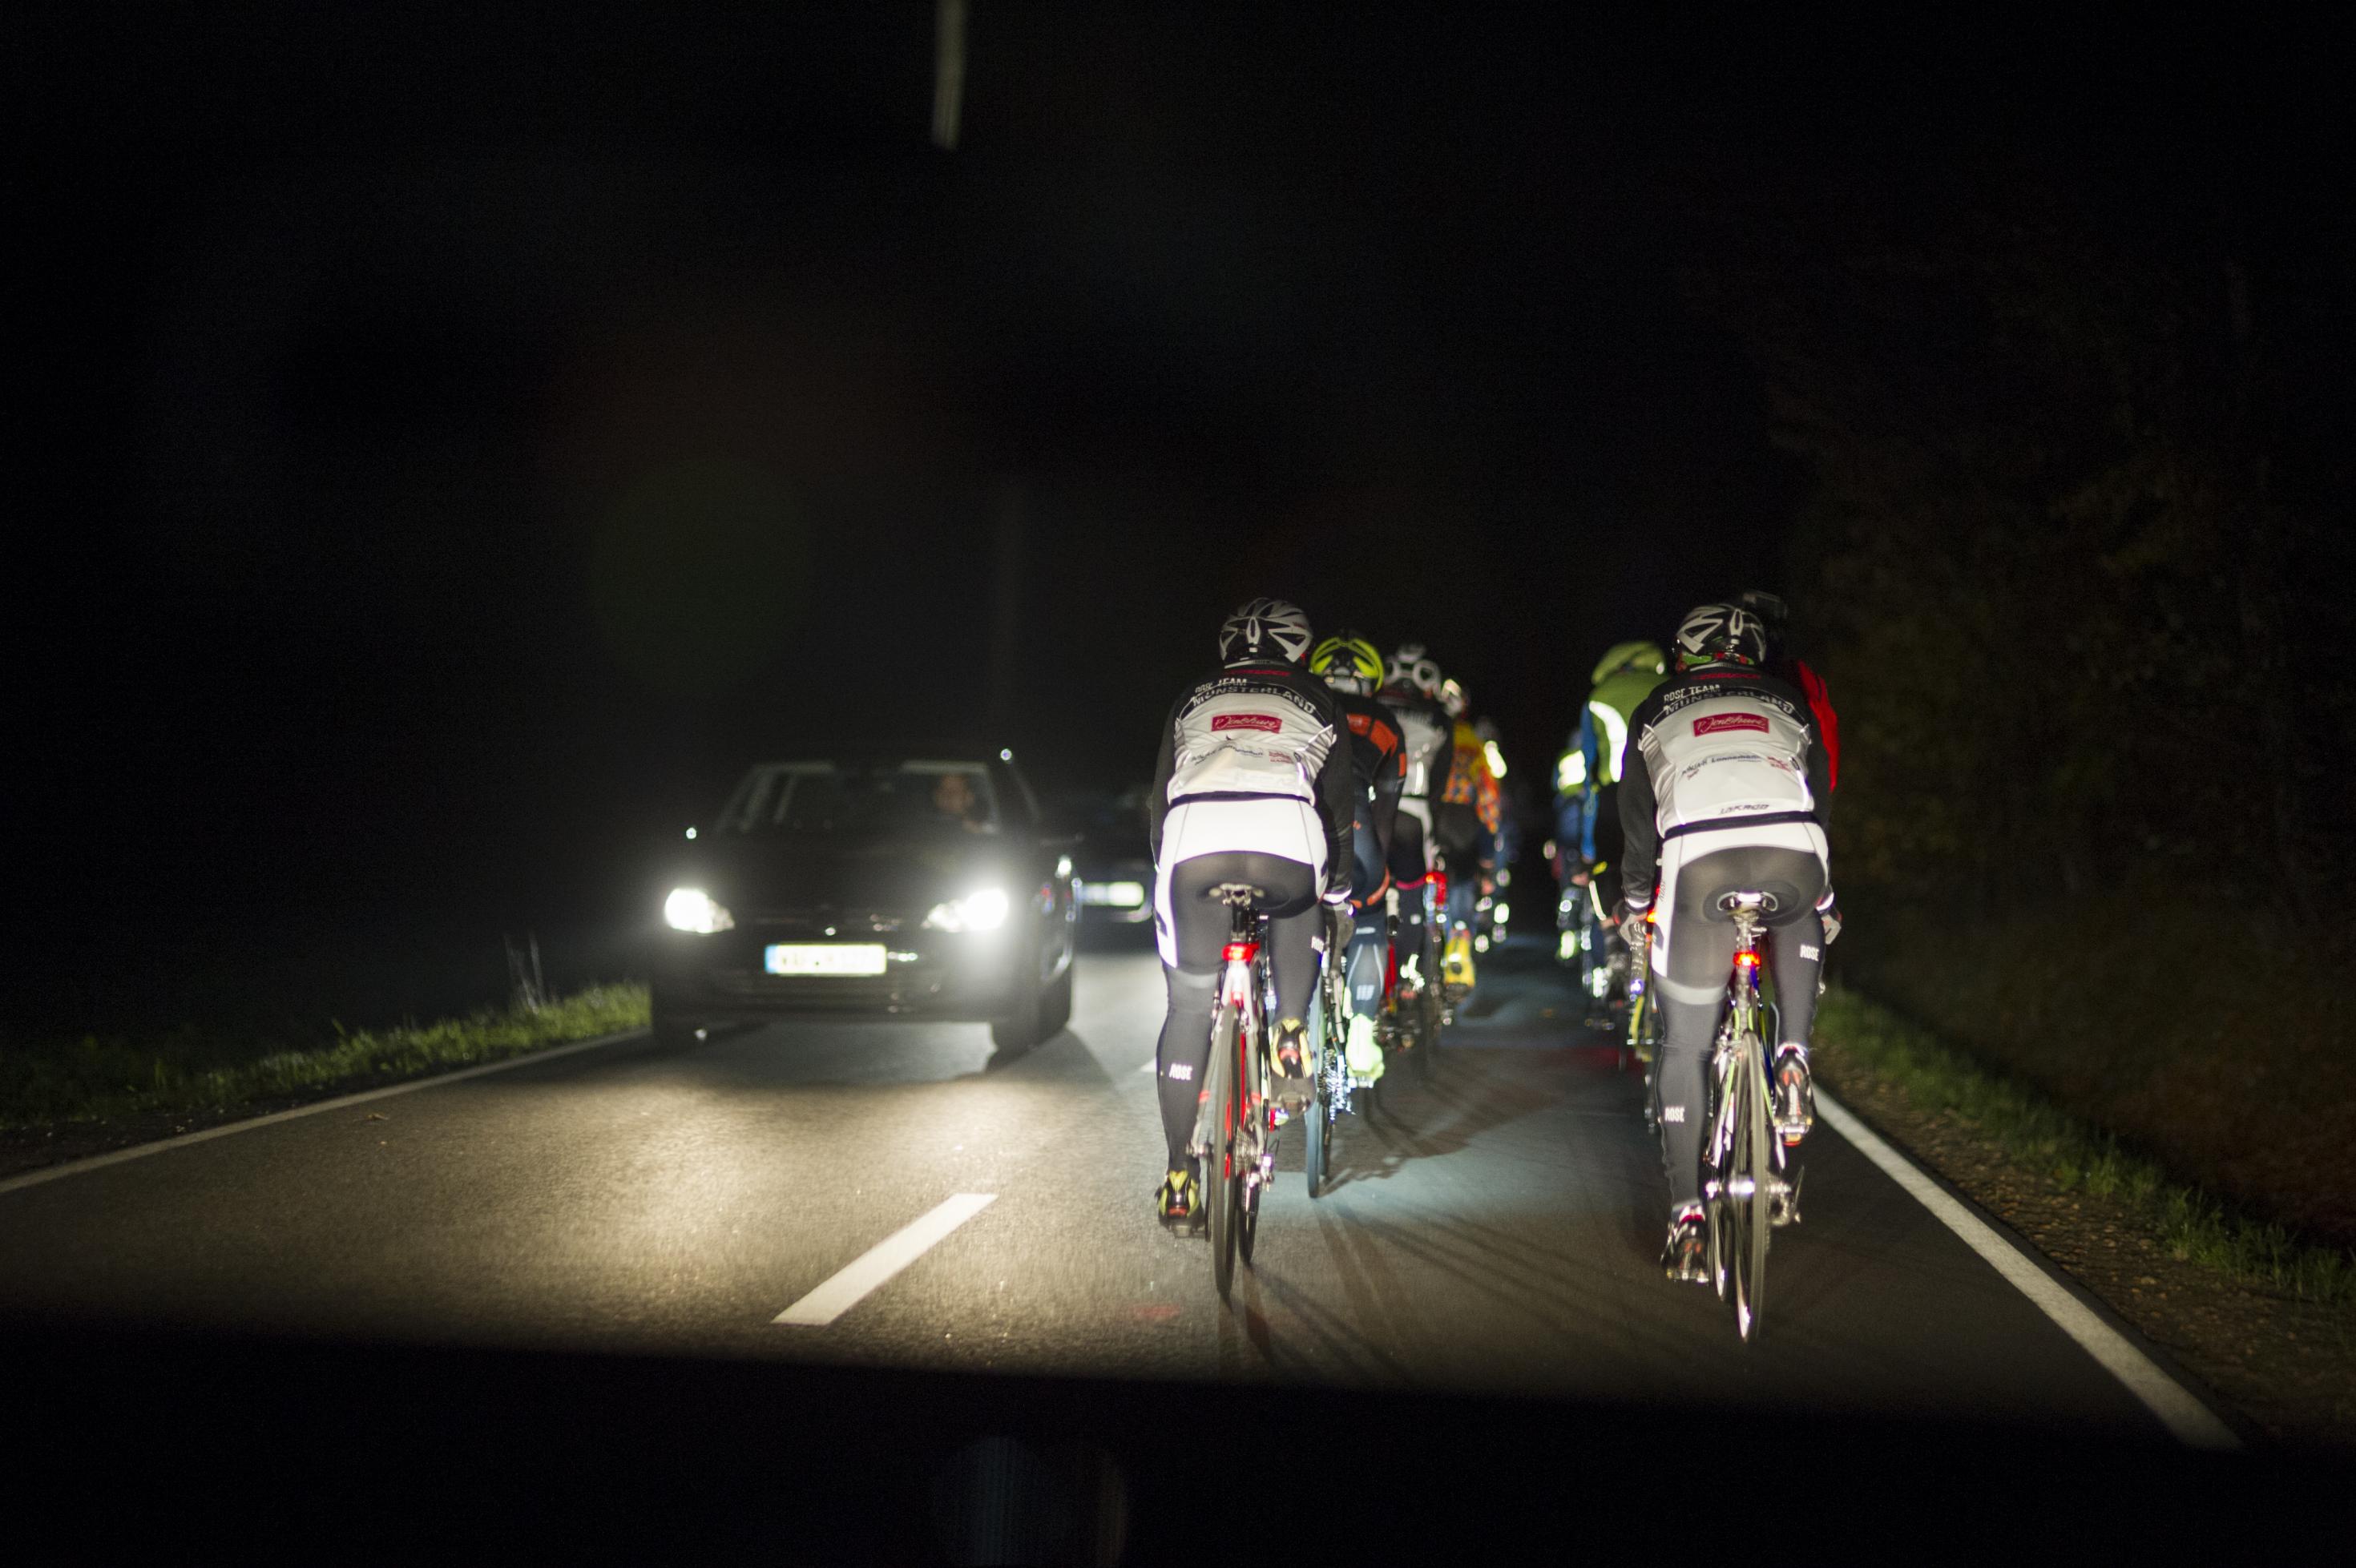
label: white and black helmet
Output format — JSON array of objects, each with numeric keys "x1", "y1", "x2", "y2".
[
  {"x1": 1219, "y1": 598, "x2": 1313, "y2": 664},
  {"x1": 1673, "y1": 602, "x2": 1768, "y2": 671},
  {"x1": 1385, "y1": 642, "x2": 1442, "y2": 697}
]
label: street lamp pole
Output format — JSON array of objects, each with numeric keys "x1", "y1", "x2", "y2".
[{"x1": 932, "y1": 0, "x2": 966, "y2": 150}]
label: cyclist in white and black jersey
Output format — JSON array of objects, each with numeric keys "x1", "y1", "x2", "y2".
[
  {"x1": 1378, "y1": 643, "x2": 1454, "y2": 997},
  {"x1": 1617, "y1": 602, "x2": 1841, "y2": 1281},
  {"x1": 1147, "y1": 599, "x2": 1357, "y2": 1224}
]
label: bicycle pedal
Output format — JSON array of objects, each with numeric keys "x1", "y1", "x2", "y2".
[{"x1": 1770, "y1": 1168, "x2": 1805, "y2": 1227}]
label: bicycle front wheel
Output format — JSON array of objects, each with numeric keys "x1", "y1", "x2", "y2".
[{"x1": 1206, "y1": 1005, "x2": 1240, "y2": 1301}]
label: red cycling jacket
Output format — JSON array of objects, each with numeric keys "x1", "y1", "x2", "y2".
[{"x1": 1788, "y1": 658, "x2": 1839, "y2": 792}]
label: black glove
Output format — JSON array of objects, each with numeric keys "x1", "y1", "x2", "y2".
[{"x1": 1617, "y1": 900, "x2": 1651, "y2": 952}]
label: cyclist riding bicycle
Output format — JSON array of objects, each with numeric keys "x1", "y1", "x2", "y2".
[
  {"x1": 1553, "y1": 640, "x2": 1668, "y2": 1002},
  {"x1": 1471, "y1": 715, "x2": 1517, "y2": 945},
  {"x1": 1377, "y1": 643, "x2": 1454, "y2": 1006},
  {"x1": 1435, "y1": 678, "x2": 1499, "y2": 989},
  {"x1": 1309, "y1": 630, "x2": 1406, "y2": 1085},
  {"x1": 1148, "y1": 599, "x2": 1356, "y2": 1225},
  {"x1": 1616, "y1": 603, "x2": 1838, "y2": 1281}
]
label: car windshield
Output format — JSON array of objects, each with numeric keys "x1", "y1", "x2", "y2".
[{"x1": 719, "y1": 761, "x2": 1000, "y2": 839}]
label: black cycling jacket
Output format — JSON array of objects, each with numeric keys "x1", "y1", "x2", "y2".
[{"x1": 1331, "y1": 686, "x2": 1407, "y2": 849}]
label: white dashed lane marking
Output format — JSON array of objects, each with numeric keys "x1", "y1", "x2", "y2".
[{"x1": 773, "y1": 1193, "x2": 998, "y2": 1327}]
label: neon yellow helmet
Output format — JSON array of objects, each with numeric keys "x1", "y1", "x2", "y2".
[
  {"x1": 1591, "y1": 639, "x2": 1668, "y2": 687},
  {"x1": 1310, "y1": 630, "x2": 1383, "y2": 695}
]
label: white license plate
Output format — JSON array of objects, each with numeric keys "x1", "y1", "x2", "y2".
[
  {"x1": 764, "y1": 944, "x2": 888, "y2": 977},
  {"x1": 1079, "y1": 880, "x2": 1146, "y2": 908}
]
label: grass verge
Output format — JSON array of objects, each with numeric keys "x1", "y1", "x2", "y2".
[
  {"x1": 1817, "y1": 986, "x2": 2356, "y2": 1308},
  {"x1": 0, "y1": 985, "x2": 650, "y2": 1131}
]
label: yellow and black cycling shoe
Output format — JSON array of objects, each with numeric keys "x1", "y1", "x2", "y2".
[
  {"x1": 1269, "y1": 1018, "x2": 1313, "y2": 1104},
  {"x1": 1156, "y1": 1167, "x2": 1199, "y2": 1228}
]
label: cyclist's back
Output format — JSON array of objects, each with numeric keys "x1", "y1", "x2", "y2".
[{"x1": 1620, "y1": 603, "x2": 1835, "y2": 1280}]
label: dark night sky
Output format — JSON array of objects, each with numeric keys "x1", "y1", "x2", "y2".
[{"x1": 7, "y1": 6, "x2": 2338, "y2": 1003}]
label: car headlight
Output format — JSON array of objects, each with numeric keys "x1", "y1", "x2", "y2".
[
  {"x1": 925, "y1": 887, "x2": 1011, "y2": 933},
  {"x1": 664, "y1": 887, "x2": 735, "y2": 933}
]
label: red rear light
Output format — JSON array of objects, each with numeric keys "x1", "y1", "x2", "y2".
[
  {"x1": 1735, "y1": 950, "x2": 1760, "y2": 969},
  {"x1": 1222, "y1": 941, "x2": 1259, "y2": 963}
]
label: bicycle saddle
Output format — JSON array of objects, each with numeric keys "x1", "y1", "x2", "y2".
[
  {"x1": 1211, "y1": 882, "x2": 1272, "y2": 906},
  {"x1": 1716, "y1": 889, "x2": 1781, "y2": 914}
]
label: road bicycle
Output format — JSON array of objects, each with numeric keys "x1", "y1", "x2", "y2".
[
  {"x1": 1700, "y1": 890, "x2": 1802, "y2": 1344},
  {"x1": 1303, "y1": 904, "x2": 1356, "y2": 1199},
  {"x1": 1190, "y1": 884, "x2": 1281, "y2": 1301}
]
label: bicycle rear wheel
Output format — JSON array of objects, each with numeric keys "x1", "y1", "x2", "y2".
[
  {"x1": 1206, "y1": 1006, "x2": 1240, "y2": 1301},
  {"x1": 1729, "y1": 1038, "x2": 1773, "y2": 1342},
  {"x1": 1305, "y1": 976, "x2": 1332, "y2": 1197},
  {"x1": 1235, "y1": 1001, "x2": 1264, "y2": 1268}
]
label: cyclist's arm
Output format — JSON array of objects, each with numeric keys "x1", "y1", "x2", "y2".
[
  {"x1": 1804, "y1": 711, "x2": 1834, "y2": 831},
  {"x1": 1427, "y1": 709, "x2": 1454, "y2": 803},
  {"x1": 1797, "y1": 659, "x2": 1840, "y2": 793},
  {"x1": 1146, "y1": 696, "x2": 1180, "y2": 864},
  {"x1": 1617, "y1": 729, "x2": 1660, "y2": 908},
  {"x1": 1314, "y1": 709, "x2": 1357, "y2": 889}
]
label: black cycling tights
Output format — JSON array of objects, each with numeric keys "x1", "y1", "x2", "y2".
[
  {"x1": 1386, "y1": 808, "x2": 1432, "y2": 967},
  {"x1": 1156, "y1": 852, "x2": 1317, "y2": 1170},
  {"x1": 1652, "y1": 843, "x2": 1825, "y2": 1211},
  {"x1": 1345, "y1": 808, "x2": 1390, "y2": 1019}
]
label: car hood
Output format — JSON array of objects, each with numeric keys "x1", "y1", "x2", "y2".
[{"x1": 689, "y1": 836, "x2": 1023, "y2": 915}]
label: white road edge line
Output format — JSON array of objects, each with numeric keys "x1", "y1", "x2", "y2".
[
  {"x1": 775, "y1": 1193, "x2": 998, "y2": 1327},
  {"x1": 0, "y1": 1028, "x2": 651, "y2": 1198},
  {"x1": 1816, "y1": 1090, "x2": 2239, "y2": 1450}
]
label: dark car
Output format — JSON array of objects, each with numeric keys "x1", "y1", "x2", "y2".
[
  {"x1": 650, "y1": 750, "x2": 1079, "y2": 1050},
  {"x1": 1060, "y1": 784, "x2": 1156, "y2": 927}
]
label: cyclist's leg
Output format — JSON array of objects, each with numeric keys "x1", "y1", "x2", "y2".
[
  {"x1": 1345, "y1": 808, "x2": 1390, "y2": 1074},
  {"x1": 1386, "y1": 810, "x2": 1430, "y2": 984},
  {"x1": 1745, "y1": 844, "x2": 1830, "y2": 1135},
  {"x1": 1651, "y1": 842, "x2": 1741, "y2": 1212},
  {"x1": 1154, "y1": 854, "x2": 1241, "y2": 1173}
]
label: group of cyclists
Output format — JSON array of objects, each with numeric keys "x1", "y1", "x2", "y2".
[{"x1": 1144, "y1": 591, "x2": 1842, "y2": 1285}]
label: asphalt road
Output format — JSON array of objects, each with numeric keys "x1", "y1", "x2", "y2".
[{"x1": 0, "y1": 933, "x2": 2214, "y2": 1437}]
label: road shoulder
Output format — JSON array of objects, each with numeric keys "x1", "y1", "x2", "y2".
[{"x1": 1814, "y1": 1019, "x2": 2356, "y2": 1450}]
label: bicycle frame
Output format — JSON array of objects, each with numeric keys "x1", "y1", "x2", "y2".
[{"x1": 1214, "y1": 903, "x2": 1277, "y2": 1184}]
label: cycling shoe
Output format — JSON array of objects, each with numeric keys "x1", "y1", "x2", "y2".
[
  {"x1": 1662, "y1": 1205, "x2": 1708, "y2": 1283},
  {"x1": 1774, "y1": 1044, "x2": 1816, "y2": 1145},
  {"x1": 1156, "y1": 1167, "x2": 1199, "y2": 1228}
]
